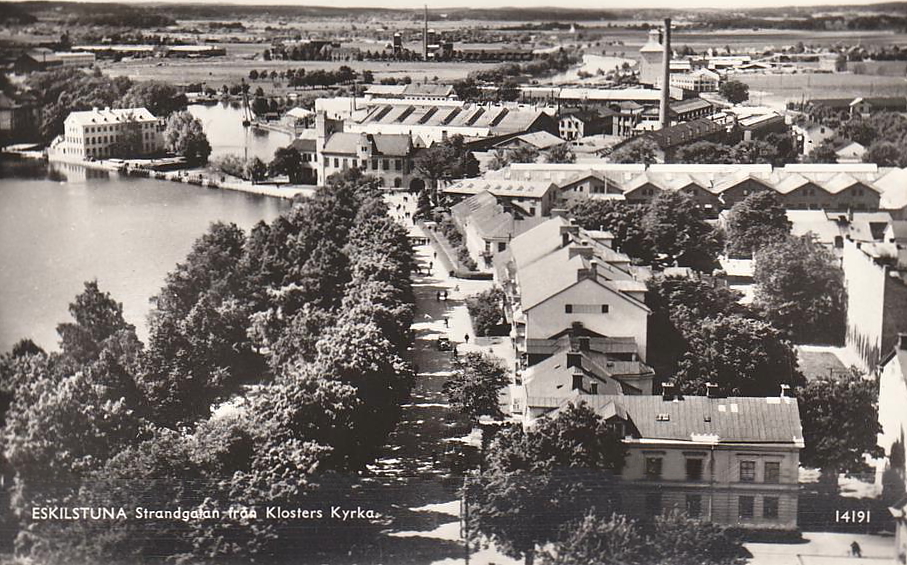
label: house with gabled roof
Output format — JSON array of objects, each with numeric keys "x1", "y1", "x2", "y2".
[
  {"x1": 878, "y1": 335, "x2": 907, "y2": 563},
  {"x1": 494, "y1": 217, "x2": 651, "y2": 366},
  {"x1": 443, "y1": 178, "x2": 558, "y2": 217},
  {"x1": 450, "y1": 191, "x2": 545, "y2": 270},
  {"x1": 536, "y1": 390, "x2": 804, "y2": 531}
]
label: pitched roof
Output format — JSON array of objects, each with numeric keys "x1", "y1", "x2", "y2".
[
  {"x1": 444, "y1": 178, "x2": 556, "y2": 199},
  {"x1": 64, "y1": 107, "x2": 158, "y2": 126},
  {"x1": 555, "y1": 395, "x2": 804, "y2": 445},
  {"x1": 322, "y1": 132, "x2": 411, "y2": 156},
  {"x1": 647, "y1": 118, "x2": 724, "y2": 149},
  {"x1": 497, "y1": 130, "x2": 565, "y2": 150}
]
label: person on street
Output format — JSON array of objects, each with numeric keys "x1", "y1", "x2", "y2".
[
  {"x1": 443, "y1": 317, "x2": 449, "y2": 328},
  {"x1": 464, "y1": 333, "x2": 469, "y2": 343},
  {"x1": 851, "y1": 541, "x2": 862, "y2": 558}
]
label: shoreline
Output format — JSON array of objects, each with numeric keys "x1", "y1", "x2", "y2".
[{"x1": 5, "y1": 149, "x2": 314, "y2": 201}]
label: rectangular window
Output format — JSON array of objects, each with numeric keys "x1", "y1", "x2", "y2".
[
  {"x1": 601, "y1": 305, "x2": 609, "y2": 313},
  {"x1": 333, "y1": 157, "x2": 339, "y2": 168},
  {"x1": 590, "y1": 383, "x2": 598, "y2": 394},
  {"x1": 645, "y1": 492, "x2": 662, "y2": 516},
  {"x1": 342, "y1": 158, "x2": 348, "y2": 169},
  {"x1": 686, "y1": 458, "x2": 703, "y2": 481},
  {"x1": 739, "y1": 496, "x2": 754, "y2": 519},
  {"x1": 645, "y1": 457, "x2": 663, "y2": 480},
  {"x1": 395, "y1": 159, "x2": 402, "y2": 171},
  {"x1": 739, "y1": 460, "x2": 756, "y2": 482},
  {"x1": 686, "y1": 495, "x2": 702, "y2": 518},
  {"x1": 372, "y1": 158, "x2": 379, "y2": 170},
  {"x1": 564, "y1": 304, "x2": 573, "y2": 314},
  {"x1": 763, "y1": 496, "x2": 779, "y2": 519},
  {"x1": 382, "y1": 159, "x2": 389, "y2": 171},
  {"x1": 764, "y1": 462, "x2": 780, "y2": 484}
]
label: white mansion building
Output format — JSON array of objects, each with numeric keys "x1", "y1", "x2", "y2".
[{"x1": 58, "y1": 107, "x2": 164, "y2": 159}]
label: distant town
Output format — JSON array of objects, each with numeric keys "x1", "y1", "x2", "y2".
[{"x1": 1, "y1": 1, "x2": 907, "y2": 564}]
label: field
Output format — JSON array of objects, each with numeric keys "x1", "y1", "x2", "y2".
[{"x1": 738, "y1": 71, "x2": 907, "y2": 108}]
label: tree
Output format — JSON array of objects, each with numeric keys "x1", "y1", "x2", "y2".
[
  {"x1": 466, "y1": 403, "x2": 626, "y2": 565},
  {"x1": 246, "y1": 156, "x2": 268, "y2": 183},
  {"x1": 610, "y1": 138, "x2": 659, "y2": 165},
  {"x1": 542, "y1": 513, "x2": 646, "y2": 565},
  {"x1": 650, "y1": 512, "x2": 748, "y2": 565},
  {"x1": 118, "y1": 81, "x2": 187, "y2": 118},
  {"x1": 108, "y1": 119, "x2": 144, "y2": 158},
  {"x1": 163, "y1": 110, "x2": 211, "y2": 166},
  {"x1": 487, "y1": 148, "x2": 510, "y2": 171},
  {"x1": 443, "y1": 351, "x2": 509, "y2": 422},
  {"x1": 546, "y1": 143, "x2": 576, "y2": 164},
  {"x1": 361, "y1": 70, "x2": 374, "y2": 83},
  {"x1": 509, "y1": 144, "x2": 540, "y2": 164},
  {"x1": 719, "y1": 80, "x2": 749, "y2": 104},
  {"x1": 453, "y1": 77, "x2": 480, "y2": 101},
  {"x1": 269, "y1": 146, "x2": 304, "y2": 183},
  {"x1": 56, "y1": 280, "x2": 136, "y2": 365},
  {"x1": 498, "y1": 78, "x2": 520, "y2": 102},
  {"x1": 249, "y1": 69, "x2": 259, "y2": 80},
  {"x1": 642, "y1": 191, "x2": 721, "y2": 270},
  {"x1": 798, "y1": 371, "x2": 883, "y2": 486},
  {"x1": 674, "y1": 314, "x2": 804, "y2": 397},
  {"x1": 754, "y1": 235, "x2": 846, "y2": 344},
  {"x1": 725, "y1": 191, "x2": 792, "y2": 257},
  {"x1": 863, "y1": 140, "x2": 903, "y2": 166},
  {"x1": 731, "y1": 139, "x2": 779, "y2": 164},
  {"x1": 806, "y1": 141, "x2": 838, "y2": 164},
  {"x1": 466, "y1": 287, "x2": 506, "y2": 336},
  {"x1": 567, "y1": 200, "x2": 651, "y2": 262},
  {"x1": 413, "y1": 134, "x2": 479, "y2": 202},
  {"x1": 251, "y1": 96, "x2": 269, "y2": 115},
  {"x1": 673, "y1": 140, "x2": 734, "y2": 164}
]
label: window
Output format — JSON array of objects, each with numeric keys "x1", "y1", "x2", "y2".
[
  {"x1": 686, "y1": 495, "x2": 702, "y2": 518},
  {"x1": 601, "y1": 305, "x2": 609, "y2": 313},
  {"x1": 498, "y1": 242, "x2": 506, "y2": 252},
  {"x1": 590, "y1": 383, "x2": 598, "y2": 394},
  {"x1": 645, "y1": 492, "x2": 662, "y2": 516},
  {"x1": 763, "y1": 496, "x2": 779, "y2": 519},
  {"x1": 565, "y1": 304, "x2": 573, "y2": 314},
  {"x1": 372, "y1": 158, "x2": 379, "y2": 170},
  {"x1": 395, "y1": 159, "x2": 402, "y2": 171},
  {"x1": 645, "y1": 457, "x2": 663, "y2": 480},
  {"x1": 333, "y1": 158, "x2": 339, "y2": 168},
  {"x1": 739, "y1": 460, "x2": 756, "y2": 482},
  {"x1": 764, "y1": 462, "x2": 780, "y2": 484},
  {"x1": 529, "y1": 207, "x2": 536, "y2": 215},
  {"x1": 738, "y1": 496, "x2": 754, "y2": 519},
  {"x1": 686, "y1": 458, "x2": 703, "y2": 481},
  {"x1": 382, "y1": 159, "x2": 389, "y2": 171}
]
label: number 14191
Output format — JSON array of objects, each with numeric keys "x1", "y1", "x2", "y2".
[{"x1": 835, "y1": 510, "x2": 871, "y2": 523}]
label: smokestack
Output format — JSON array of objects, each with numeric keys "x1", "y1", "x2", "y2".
[
  {"x1": 659, "y1": 18, "x2": 672, "y2": 130},
  {"x1": 423, "y1": 5, "x2": 429, "y2": 61}
]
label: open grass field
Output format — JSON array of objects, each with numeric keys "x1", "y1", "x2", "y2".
[{"x1": 738, "y1": 71, "x2": 907, "y2": 108}]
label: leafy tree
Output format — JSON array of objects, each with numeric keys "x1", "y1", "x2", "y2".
[
  {"x1": 674, "y1": 314, "x2": 803, "y2": 397},
  {"x1": 466, "y1": 403, "x2": 626, "y2": 565},
  {"x1": 642, "y1": 191, "x2": 721, "y2": 270},
  {"x1": 610, "y1": 137, "x2": 659, "y2": 165},
  {"x1": 542, "y1": 513, "x2": 646, "y2": 565},
  {"x1": 498, "y1": 78, "x2": 520, "y2": 102},
  {"x1": 673, "y1": 140, "x2": 734, "y2": 164},
  {"x1": 487, "y1": 148, "x2": 510, "y2": 170},
  {"x1": 246, "y1": 156, "x2": 268, "y2": 183},
  {"x1": 108, "y1": 119, "x2": 144, "y2": 158},
  {"x1": 414, "y1": 134, "x2": 479, "y2": 202},
  {"x1": 163, "y1": 110, "x2": 211, "y2": 166},
  {"x1": 650, "y1": 512, "x2": 748, "y2": 565},
  {"x1": 725, "y1": 191, "x2": 791, "y2": 257},
  {"x1": 118, "y1": 81, "x2": 187, "y2": 118},
  {"x1": 56, "y1": 280, "x2": 136, "y2": 365},
  {"x1": 806, "y1": 141, "x2": 838, "y2": 163},
  {"x1": 546, "y1": 143, "x2": 576, "y2": 164},
  {"x1": 466, "y1": 287, "x2": 506, "y2": 336},
  {"x1": 754, "y1": 235, "x2": 846, "y2": 344},
  {"x1": 251, "y1": 96, "x2": 269, "y2": 115},
  {"x1": 798, "y1": 371, "x2": 883, "y2": 485},
  {"x1": 863, "y1": 140, "x2": 903, "y2": 166},
  {"x1": 731, "y1": 139, "x2": 779, "y2": 164},
  {"x1": 453, "y1": 77, "x2": 480, "y2": 101},
  {"x1": 444, "y1": 351, "x2": 509, "y2": 422},
  {"x1": 719, "y1": 80, "x2": 749, "y2": 104},
  {"x1": 567, "y1": 200, "x2": 651, "y2": 262},
  {"x1": 269, "y1": 146, "x2": 304, "y2": 183},
  {"x1": 509, "y1": 144, "x2": 540, "y2": 164}
]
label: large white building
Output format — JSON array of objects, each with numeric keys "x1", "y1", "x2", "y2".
[{"x1": 60, "y1": 107, "x2": 164, "y2": 159}]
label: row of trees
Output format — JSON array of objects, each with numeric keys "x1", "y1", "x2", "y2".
[
  {"x1": 0, "y1": 169, "x2": 415, "y2": 563},
  {"x1": 610, "y1": 133, "x2": 798, "y2": 167}
]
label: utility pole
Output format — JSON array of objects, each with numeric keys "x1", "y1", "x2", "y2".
[{"x1": 659, "y1": 18, "x2": 672, "y2": 130}]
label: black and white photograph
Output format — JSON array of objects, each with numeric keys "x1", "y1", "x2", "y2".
[{"x1": 1, "y1": 0, "x2": 906, "y2": 562}]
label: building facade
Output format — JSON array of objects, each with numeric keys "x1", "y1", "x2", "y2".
[{"x1": 59, "y1": 107, "x2": 163, "y2": 159}]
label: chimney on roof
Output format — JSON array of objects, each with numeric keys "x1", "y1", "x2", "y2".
[
  {"x1": 706, "y1": 382, "x2": 720, "y2": 398},
  {"x1": 662, "y1": 382, "x2": 676, "y2": 401},
  {"x1": 568, "y1": 245, "x2": 594, "y2": 260},
  {"x1": 566, "y1": 350, "x2": 582, "y2": 368},
  {"x1": 900, "y1": 333, "x2": 907, "y2": 351},
  {"x1": 590, "y1": 259, "x2": 599, "y2": 278},
  {"x1": 577, "y1": 267, "x2": 591, "y2": 281},
  {"x1": 780, "y1": 384, "x2": 791, "y2": 398}
]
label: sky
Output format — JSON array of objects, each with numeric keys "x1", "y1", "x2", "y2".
[{"x1": 6, "y1": 0, "x2": 894, "y2": 9}]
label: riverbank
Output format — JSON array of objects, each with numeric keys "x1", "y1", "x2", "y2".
[{"x1": 37, "y1": 150, "x2": 313, "y2": 200}]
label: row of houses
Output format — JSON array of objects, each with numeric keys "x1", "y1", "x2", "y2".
[
  {"x1": 444, "y1": 163, "x2": 900, "y2": 217},
  {"x1": 446, "y1": 201, "x2": 804, "y2": 531}
]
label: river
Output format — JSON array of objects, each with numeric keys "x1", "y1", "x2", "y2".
[
  {"x1": 188, "y1": 102, "x2": 293, "y2": 162},
  {"x1": 0, "y1": 156, "x2": 290, "y2": 353}
]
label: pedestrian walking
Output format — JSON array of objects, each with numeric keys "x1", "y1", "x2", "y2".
[
  {"x1": 429, "y1": 261, "x2": 433, "y2": 271},
  {"x1": 433, "y1": 251, "x2": 437, "y2": 259},
  {"x1": 436, "y1": 291, "x2": 440, "y2": 301},
  {"x1": 464, "y1": 333, "x2": 469, "y2": 343},
  {"x1": 443, "y1": 290, "x2": 448, "y2": 300},
  {"x1": 850, "y1": 541, "x2": 862, "y2": 558},
  {"x1": 443, "y1": 317, "x2": 449, "y2": 328}
]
